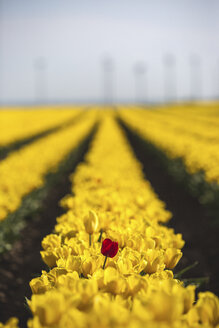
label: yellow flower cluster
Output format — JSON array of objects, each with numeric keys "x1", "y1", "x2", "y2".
[
  {"x1": 0, "y1": 106, "x2": 81, "y2": 147},
  {"x1": 0, "y1": 110, "x2": 97, "y2": 221},
  {"x1": 0, "y1": 318, "x2": 19, "y2": 328},
  {"x1": 24, "y1": 114, "x2": 219, "y2": 328},
  {"x1": 119, "y1": 104, "x2": 219, "y2": 184}
]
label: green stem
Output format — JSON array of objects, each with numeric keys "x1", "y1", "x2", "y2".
[
  {"x1": 103, "y1": 256, "x2": 108, "y2": 269},
  {"x1": 174, "y1": 261, "x2": 198, "y2": 279},
  {"x1": 89, "y1": 234, "x2": 92, "y2": 247},
  {"x1": 98, "y1": 229, "x2": 103, "y2": 243}
]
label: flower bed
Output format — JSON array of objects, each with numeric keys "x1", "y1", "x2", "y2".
[{"x1": 7, "y1": 113, "x2": 217, "y2": 328}]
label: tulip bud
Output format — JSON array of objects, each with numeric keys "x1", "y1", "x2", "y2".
[
  {"x1": 84, "y1": 210, "x2": 99, "y2": 234},
  {"x1": 84, "y1": 210, "x2": 99, "y2": 246}
]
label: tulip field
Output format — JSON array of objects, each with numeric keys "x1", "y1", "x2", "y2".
[
  {"x1": 119, "y1": 104, "x2": 219, "y2": 203},
  {"x1": 0, "y1": 105, "x2": 219, "y2": 328}
]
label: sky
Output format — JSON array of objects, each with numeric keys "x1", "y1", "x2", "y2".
[{"x1": 0, "y1": 0, "x2": 219, "y2": 104}]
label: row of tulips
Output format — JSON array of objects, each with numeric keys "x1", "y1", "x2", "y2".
[
  {"x1": 0, "y1": 109, "x2": 97, "y2": 222},
  {"x1": 0, "y1": 107, "x2": 81, "y2": 148},
  {"x1": 2, "y1": 112, "x2": 218, "y2": 327},
  {"x1": 118, "y1": 105, "x2": 219, "y2": 185}
]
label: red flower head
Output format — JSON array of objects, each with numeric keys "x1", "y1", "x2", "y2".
[{"x1": 101, "y1": 238, "x2": 119, "y2": 258}]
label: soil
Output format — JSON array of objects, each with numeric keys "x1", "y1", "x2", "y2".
[{"x1": 122, "y1": 124, "x2": 219, "y2": 296}]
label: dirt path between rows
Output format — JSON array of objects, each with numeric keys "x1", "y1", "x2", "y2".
[{"x1": 122, "y1": 124, "x2": 219, "y2": 296}]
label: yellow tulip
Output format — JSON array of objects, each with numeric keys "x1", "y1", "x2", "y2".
[
  {"x1": 84, "y1": 210, "x2": 99, "y2": 246},
  {"x1": 29, "y1": 274, "x2": 50, "y2": 295},
  {"x1": 84, "y1": 210, "x2": 99, "y2": 234},
  {"x1": 164, "y1": 248, "x2": 182, "y2": 269}
]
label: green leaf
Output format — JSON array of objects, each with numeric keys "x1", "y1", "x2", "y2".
[
  {"x1": 182, "y1": 276, "x2": 209, "y2": 288},
  {"x1": 24, "y1": 297, "x2": 32, "y2": 315}
]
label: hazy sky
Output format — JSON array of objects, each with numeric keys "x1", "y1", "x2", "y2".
[{"x1": 0, "y1": 0, "x2": 219, "y2": 104}]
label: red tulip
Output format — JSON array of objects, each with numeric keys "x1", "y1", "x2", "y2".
[
  {"x1": 101, "y1": 239, "x2": 118, "y2": 269},
  {"x1": 101, "y1": 238, "x2": 119, "y2": 257}
]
